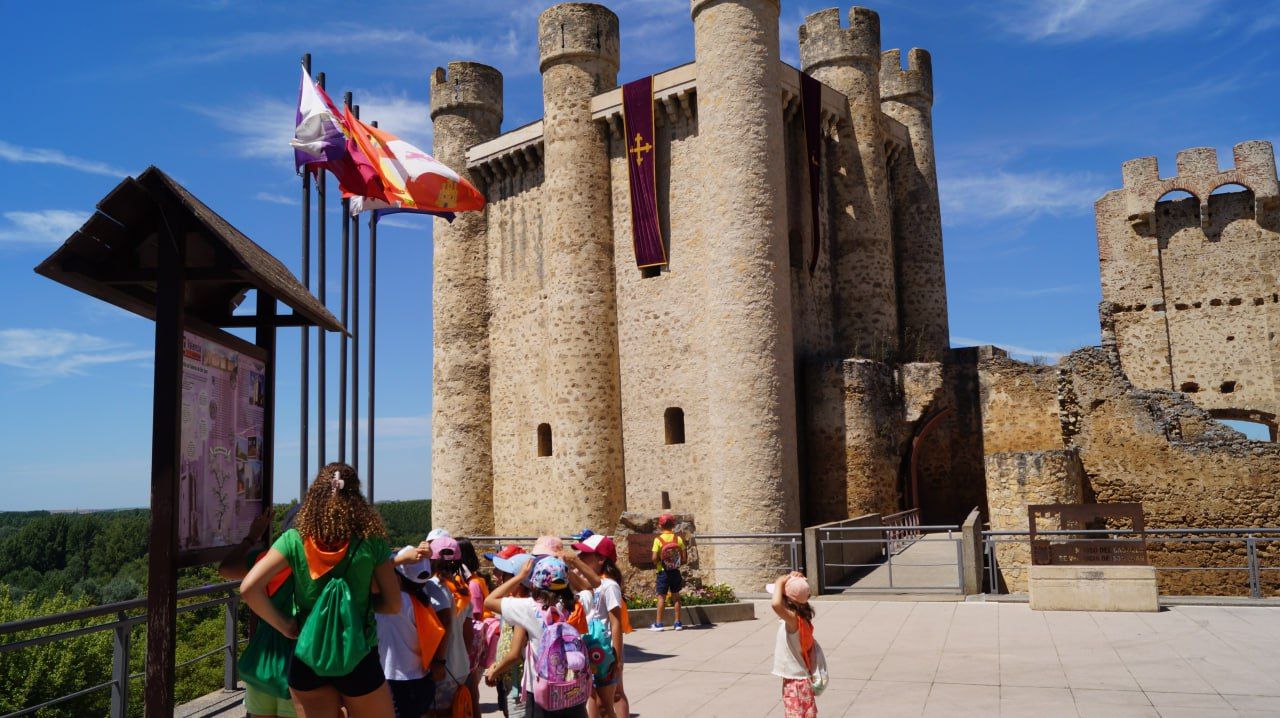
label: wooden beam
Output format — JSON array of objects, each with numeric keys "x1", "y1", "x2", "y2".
[{"x1": 214, "y1": 313, "x2": 316, "y2": 329}]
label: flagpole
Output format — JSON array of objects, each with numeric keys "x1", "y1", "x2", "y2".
[
  {"x1": 368, "y1": 120, "x2": 378, "y2": 504},
  {"x1": 351, "y1": 104, "x2": 361, "y2": 474},
  {"x1": 316, "y1": 71, "x2": 328, "y2": 471},
  {"x1": 299, "y1": 52, "x2": 312, "y2": 502},
  {"x1": 338, "y1": 90, "x2": 352, "y2": 464}
]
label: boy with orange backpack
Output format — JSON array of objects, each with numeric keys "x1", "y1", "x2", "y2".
[{"x1": 649, "y1": 514, "x2": 688, "y2": 631}]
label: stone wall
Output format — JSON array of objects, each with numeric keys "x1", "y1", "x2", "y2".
[
  {"x1": 984, "y1": 450, "x2": 1084, "y2": 593},
  {"x1": 978, "y1": 353, "x2": 1063, "y2": 454},
  {"x1": 1098, "y1": 142, "x2": 1280, "y2": 427}
]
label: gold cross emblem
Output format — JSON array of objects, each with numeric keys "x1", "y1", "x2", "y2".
[{"x1": 629, "y1": 132, "x2": 653, "y2": 166}]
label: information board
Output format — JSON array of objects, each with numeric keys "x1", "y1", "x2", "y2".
[{"x1": 177, "y1": 328, "x2": 269, "y2": 554}]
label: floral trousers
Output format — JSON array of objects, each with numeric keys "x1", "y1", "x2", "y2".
[{"x1": 782, "y1": 677, "x2": 817, "y2": 717}]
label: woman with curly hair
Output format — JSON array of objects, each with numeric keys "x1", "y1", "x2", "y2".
[{"x1": 241, "y1": 463, "x2": 400, "y2": 718}]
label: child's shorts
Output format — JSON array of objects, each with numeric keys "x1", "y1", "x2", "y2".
[
  {"x1": 655, "y1": 568, "x2": 683, "y2": 596},
  {"x1": 244, "y1": 685, "x2": 297, "y2": 717},
  {"x1": 388, "y1": 676, "x2": 435, "y2": 718}
]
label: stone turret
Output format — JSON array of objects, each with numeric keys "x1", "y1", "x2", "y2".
[
  {"x1": 690, "y1": 0, "x2": 800, "y2": 586},
  {"x1": 881, "y1": 48, "x2": 950, "y2": 359},
  {"x1": 799, "y1": 7, "x2": 898, "y2": 356},
  {"x1": 538, "y1": 3, "x2": 627, "y2": 531},
  {"x1": 429, "y1": 61, "x2": 502, "y2": 535}
]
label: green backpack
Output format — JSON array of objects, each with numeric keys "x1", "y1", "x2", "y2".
[{"x1": 293, "y1": 539, "x2": 369, "y2": 676}]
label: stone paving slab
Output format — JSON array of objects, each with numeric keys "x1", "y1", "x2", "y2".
[
  {"x1": 183, "y1": 599, "x2": 1280, "y2": 716},
  {"x1": 476, "y1": 599, "x2": 1280, "y2": 717}
]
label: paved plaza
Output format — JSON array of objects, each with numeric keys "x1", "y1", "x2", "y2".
[{"x1": 474, "y1": 599, "x2": 1280, "y2": 717}]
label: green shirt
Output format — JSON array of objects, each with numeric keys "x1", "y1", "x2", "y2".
[
  {"x1": 247, "y1": 547, "x2": 296, "y2": 619},
  {"x1": 272, "y1": 529, "x2": 390, "y2": 646}
]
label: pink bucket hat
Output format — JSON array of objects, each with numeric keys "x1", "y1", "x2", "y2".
[
  {"x1": 531, "y1": 535, "x2": 564, "y2": 557},
  {"x1": 766, "y1": 575, "x2": 812, "y2": 604}
]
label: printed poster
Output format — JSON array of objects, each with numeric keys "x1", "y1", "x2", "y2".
[{"x1": 177, "y1": 330, "x2": 268, "y2": 552}]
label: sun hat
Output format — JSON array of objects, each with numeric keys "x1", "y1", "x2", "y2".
[
  {"x1": 531, "y1": 535, "x2": 564, "y2": 556},
  {"x1": 765, "y1": 575, "x2": 812, "y2": 604},
  {"x1": 483, "y1": 543, "x2": 526, "y2": 562},
  {"x1": 426, "y1": 528, "x2": 452, "y2": 541},
  {"x1": 429, "y1": 536, "x2": 461, "y2": 560},
  {"x1": 529, "y1": 556, "x2": 569, "y2": 591},
  {"x1": 571, "y1": 534, "x2": 618, "y2": 562},
  {"x1": 494, "y1": 551, "x2": 535, "y2": 577}
]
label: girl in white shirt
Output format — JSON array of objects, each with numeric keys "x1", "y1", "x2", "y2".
[
  {"x1": 570, "y1": 533, "x2": 628, "y2": 718},
  {"x1": 770, "y1": 572, "x2": 817, "y2": 718}
]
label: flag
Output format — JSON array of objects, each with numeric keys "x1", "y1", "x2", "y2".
[
  {"x1": 348, "y1": 196, "x2": 455, "y2": 223},
  {"x1": 622, "y1": 76, "x2": 666, "y2": 268},
  {"x1": 344, "y1": 106, "x2": 485, "y2": 214},
  {"x1": 290, "y1": 65, "x2": 385, "y2": 200}
]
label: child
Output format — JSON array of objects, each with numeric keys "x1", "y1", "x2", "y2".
[
  {"x1": 427, "y1": 535, "x2": 474, "y2": 716},
  {"x1": 459, "y1": 537, "x2": 491, "y2": 718},
  {"x1": 770, "y1": 572, "x2": 817, "y2": 718},
  {"x1": 241, "y1": 463, "x2": 400, "y2": 717},
  {"x1": 376, "y1": 548, "x2": 452, "y2": 718},
  {"x1": 485, "y1": 538, "x2": 602, "y2": 718},
  {"x1": 649, "y1": 514, "x2": 688, "y2": 631},
  {"x1": 219, "y1": 510, "x2": 295, "y2": 718},
  {"x1": 570, "y1": 533, "x2": 630, "y2": 718},
  {"x1": 483, "y1": 546, "x2": 534, "y2": 718}
]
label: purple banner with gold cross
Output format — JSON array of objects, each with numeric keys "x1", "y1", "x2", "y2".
[
  {"x1": 622, "y1": 76, "x2": 666, "y2": 268},
  {"x1": 800, "y1": 71, "x2": 823, "y2": 275}
]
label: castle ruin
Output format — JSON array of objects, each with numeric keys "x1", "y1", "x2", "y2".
[{"x1": 427, "y1": 0, "x2": 1280, "y2": 594}]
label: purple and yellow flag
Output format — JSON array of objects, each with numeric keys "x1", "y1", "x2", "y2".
[
  {"x1": 622, "y1": 76, "x2": 666, "y2": 268},
  {"x1": 800, "y1": 71, "x2": 823, "y2": 275}
]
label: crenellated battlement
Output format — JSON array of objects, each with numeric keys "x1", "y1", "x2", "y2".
[
  {"x1": 1121, "y1": 140, "x2": 1279, "y2": 230},
  {"x1": 537, "y1": 2, "x2": 620, "y2": 75},
  {"x1": 879, "y1": 48, "x2": 932, "y2": 103},
  {"x1": 798, "y1": 7, "x2": 881, "y2": 72},
  {"x1": 429, "y1": 62, "x2": 503, "y2": 122}
]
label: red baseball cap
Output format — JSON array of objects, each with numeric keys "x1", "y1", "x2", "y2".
[{"x1": 571, "y1": 534, "x2": 618, "y2": 562}]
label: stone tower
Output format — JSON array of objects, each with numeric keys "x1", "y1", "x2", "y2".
[
  {"x1": 881, "y1": 48, "x2": 949, "y2": 359},
  {"x1": 538, "y1": 3, "x2": 627, "y2": 530},
  {"x1": 428, "y1": 61, "x2": 503, "y2": 536},
  {"x1": 690, "y1": 0, "x2": 801, "y2": 574},
  {"x1": 798, "y1": 7, "x2": 898, "y2": 356}
]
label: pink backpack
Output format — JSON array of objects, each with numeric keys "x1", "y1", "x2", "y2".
[
  {"x1": 470, "y1": 616, "x2": 501, "y2": 671},
  {"x1": 526, "y1": 607, "x2": 591, "y2": 710}
]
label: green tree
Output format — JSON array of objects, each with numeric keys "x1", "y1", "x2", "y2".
[{"x1": 0, "y1": 592, "x2": 111, "y2": 718}]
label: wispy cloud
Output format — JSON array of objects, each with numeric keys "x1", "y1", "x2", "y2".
[
  {"x1": 377, "y1": 215, "x2": 432, "y2": 230},
  {"x1": 940, "y1": 170, "x2": 1107, "y2": 224},
  {"x1": 0, "y1": 210, "x2": 87, "y2": 246},
  {"x1": 0, "y1": 329, "x2": 152, "y2": 378},
  {"x1": 951, "y1": 335, "x2": 1067, "y2": 361},
  {"x1": 254, "y1": 191, "x2": 298, "y2": 206},
  {"x1": 973, "y1": 284, "x2": 1090, "y2": 299},
  {"x1": 192, "y1": 90, "x2": 431, "y2": 167},
  {"x1": 995, "y1": 0, "x2": 1222, "y2": 42},
  {"x1": 0, "y1": 140, "x2": 126, "y2": 178}
]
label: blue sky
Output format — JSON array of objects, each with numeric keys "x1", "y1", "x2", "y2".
[{"x1": 1, "y1": 0, "x2": 1276, "y2": 510}]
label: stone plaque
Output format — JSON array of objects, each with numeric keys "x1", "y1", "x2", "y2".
[{"x1": 1028, "y1": 503, "x2": 1147, "y2": 566}]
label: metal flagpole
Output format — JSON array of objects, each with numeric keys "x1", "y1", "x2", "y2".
[
  {"x1": 339, "y1": 90, "x2": 352, "y2": 464},
  {"x1": 299, "y1": 53, "x2": 311, "y2": 501},
  {"x1": 351, "y1": 105, "x2": 361, "y2": 472},
  {"x1": 368, "y1": 121, "x2": 378, "y2": 503},
  {"x1": 316, "y1": 72, "x2": 327, "y2": 471}
]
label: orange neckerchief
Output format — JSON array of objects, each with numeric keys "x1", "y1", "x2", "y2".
[
  {"x1": 797, "y1": 616, "x2": 815, "y2": 672},
  {"x1": 619, "y1": 603, "x2": 634, "y2": 634},
  {"x1": 303, "y1": 537, "x2": 350, "y2": 580},
  {"x1": 442, "y1": 575, "x2": 470, "y2": 616},
  {"x1": 251, "y1": 551, "x2": 292, "y2": 596},
  {"x1": 411, "y1": 593, "x2": 446, "y2": 669}
]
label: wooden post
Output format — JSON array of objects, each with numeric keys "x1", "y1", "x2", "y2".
[
  {"x1": 256, "y1": 290, "x2": 277, "y2": 513},
  {"x1": 144, "y1": 218, "x2": 186, "y2": 718}
]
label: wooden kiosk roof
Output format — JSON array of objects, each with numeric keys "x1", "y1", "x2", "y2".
[{"x1": 35, "y1": 166, "x2": 342, "y2": 333}]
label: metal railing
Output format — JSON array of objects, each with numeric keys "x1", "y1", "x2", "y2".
[
  {"x1": 816, "y1": 523, "x2": 963, "y2": 592},
  {"x1": 467, "y1": 532, "x2": 804, "y2": 575},
  {"x1": 0, "y1": 582, "x2": 243, "y2": 718},
  {"x1": 983, "y1": 528, "x2": 1280, "y2": 598},
  {"x1": 883, "y1": 508, "x2": 923, "y2": 555}
]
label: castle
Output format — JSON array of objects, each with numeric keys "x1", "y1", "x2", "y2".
[{"x1": 427, "y1": 1, "x2": 1280, "y2": 593}]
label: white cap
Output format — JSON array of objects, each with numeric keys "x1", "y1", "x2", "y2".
[
  {"x1": 397, "y1": 555, "x2": 433, "y2": 584},
  {"x1": 426, "y1": 528, "x2": 452, "y2": 541}
]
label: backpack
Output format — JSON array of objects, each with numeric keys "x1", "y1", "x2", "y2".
[
  {"x1": 527, "y1": 607, "x2": 592, "y2": 710},
  {"x1": 658, "y1": 533, "x2": 684, "y2": 569},
  {"x1": 583, "y1": 617, "x2": 616, "y2": 682},
  {"x1": 294, "y1": 540, "x2": 369, "y2": 677},
  {"x1": 470, "y1": 615, "x2": 502, "y2": 672}
]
